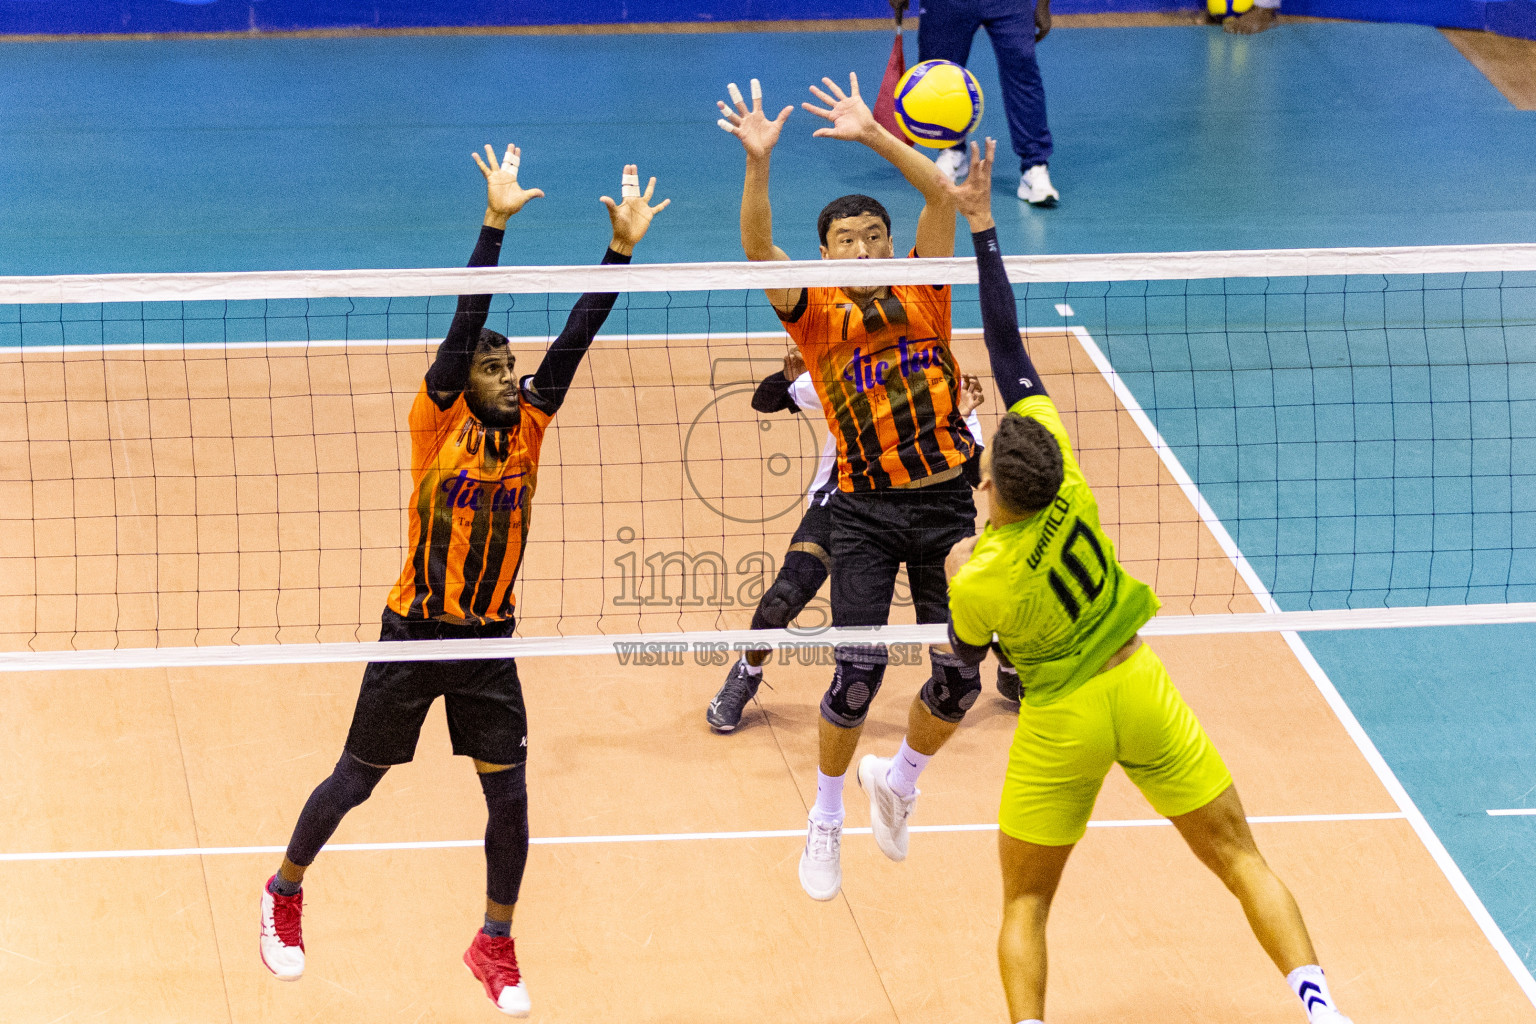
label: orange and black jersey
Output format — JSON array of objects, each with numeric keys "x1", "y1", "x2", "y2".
[
  {"x1": 387, "y1": 383, "x2": 554, "y2": 624},
  {"x1": 778, "y1": 254, "x2": 975, "y2": 491},
  {"x1": 385, "y1": 224, "x2": 628, "y2": 624}
]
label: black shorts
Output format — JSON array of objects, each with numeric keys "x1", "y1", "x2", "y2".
[
  {"x1": 789, "y1": 492, "x2": 834, "y2": 554},
  {"x1": 343, "y1": 609, "x2": 527, "y2": 767},
  {"x1": 829, "y1": 476, "x2": 976, "y2": 628}
]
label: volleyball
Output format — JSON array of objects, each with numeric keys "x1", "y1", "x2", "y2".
[
  {"x1": 891, "y1": 60, "x2": 984, "y2": 149},
  {"x1": 1207, "y1": 0, "x2": 1254, "y2": 14}
]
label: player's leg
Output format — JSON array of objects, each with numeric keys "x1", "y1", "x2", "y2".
[
  {"x1": 1117, "y1": 644, "x2": 1352, "y2": 1023},
  {"x1": 918, "y1": 0, "x2": 984, "y2": 182},
  {"x1": 261, "y1": 619, "x2": 435, "y2": 981},
  {"x1": 449, "y1": 649, "x2": 534, "y2": 1016},
  {"x1": 708, "y1": 499, "x2": 831, "y2": 732},
  {"x1": 995, "y1": 673, "x2": 1117, "y2": 1023},
  {"x1": 861, "y1": 483, "x2": 979, "y2": 859},
  {"x1": 798, "y1": 491, "x2": 902, "y2": 900},
  {"x1": 980, "y1": 4, "x2": 1057, "y2": 204},
  {"x1": 998, "y1": 834, "x2": 1073, "y2": 1024}
]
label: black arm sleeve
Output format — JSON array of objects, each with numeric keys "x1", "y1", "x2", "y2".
[
  {"x1": 947, "y1": 620, "x2": 991, "y2": 667},
  {"x1": 423, "y1": 225, "x2": 506, "y2": 407},
  {"x1": 973, "y1": 227, "x2": 1047, "y2": 408},
  {"x1": 751, "y1": 371, "x2": 798, "y2": 414},
  {"x1": 526, "y1": 247, "x2": 632, "y2": 415}
]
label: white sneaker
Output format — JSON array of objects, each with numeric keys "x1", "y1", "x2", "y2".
[
  {"x1": 798, "y1": 817, "x2": 843, "y2": 901},
  {"x1": 935, "y1": 145, "x2": 970, "y2": 184},
  {"x1": 857, "y1": 754, "x2": 918, "y2": 862},
  {"x1": 259, "y1": 875, "x2": 305, "y2": 981},
  {"x1": 1309, "y1": 1011, "x2": 1354, "y2": 1024},
  {"x1": 1018, "y1": 164, "x2": 1060, "y2": 206}
]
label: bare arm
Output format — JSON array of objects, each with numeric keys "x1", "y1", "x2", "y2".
[
  {"x1": 802, "y1": 72, "x2": 957, "y2": 258},
  {"x1": 718, "y1": 78, "x2": 801, "y2": 316}
]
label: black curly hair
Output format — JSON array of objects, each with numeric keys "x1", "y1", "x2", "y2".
[{"x1": 989, "y1": 413, "x2": 1064, "y2": 514}]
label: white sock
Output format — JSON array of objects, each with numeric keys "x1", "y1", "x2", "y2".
[
  {"x1": 885, "y1": 739, "x2": 932, "y2": 798},
  {"x1": 1286, "y1": 965, "x2": 1337, "y2": 1022},
  {"x1": 738, "y1": 654, "x2": 763, "y2": 677},
  {"x1": 1016, "y1": 1019, "x2": 1045, "y2": 1024},
  {"x1": 811, "y1": 770, "x2": 845, "y2": 824}
]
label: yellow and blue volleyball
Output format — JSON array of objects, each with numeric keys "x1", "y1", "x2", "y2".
[
  {"x1": 892, "y1": 60, "x2": 983, "y2": 149},
  {"x1": 1207, "y1": 0, "x2": 1254, "y2": 14}
]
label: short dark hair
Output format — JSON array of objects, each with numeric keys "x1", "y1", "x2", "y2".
[
  {"x1": 474, "y1": 328, "x2": 511, "y2": 357},
  {"x1": 818, "y1": 194, "x2": 891, "y2": 246},
  {"x1": 990, "y1": 413, "x2": 1064, "y2": 514}
]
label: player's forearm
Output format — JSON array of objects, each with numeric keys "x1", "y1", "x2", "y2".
[
  {"x1": 973, "y1": 226, "x2": 1045, "y2": 407},
  {"x1": 425, "y1": 224, "x2": 505, "y2": 400},
  {"x1": 740, "y1": 154, "x2": 778, "y2": 260},
  {"x1": 946, "y1": 619, "x2": 991, "y2": 666},
  {"x1": 865, "y1": 124, "x2": 951, "y2": 207},
  {"x1": 528, "y1": 246, "x2": 632, "y2": 411},
  {"x1": 751, "y1": 370, "x2": 797, "y2": 414}
]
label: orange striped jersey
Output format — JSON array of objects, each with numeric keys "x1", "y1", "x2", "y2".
[
  {"x1": 386, "y1": 383, "x2": 552, "y2": 624},
  {"x1": 778, "y1": 261, "x2": 976, "y2": 491}
]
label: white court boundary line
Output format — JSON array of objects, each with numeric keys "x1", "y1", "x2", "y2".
[
  {"x1": 2, "y1": 242, "x2": 1535, "y2": 303},
  {"x1": 1488, "y1": 809, "x2": 1536, "y2": 817},
  {"x1": 0, "y1": 812, "x2": 1408, "y2": 864},
  {"x1": 1069, "y1": 323, "x2": 1536, "y2": 1005}
]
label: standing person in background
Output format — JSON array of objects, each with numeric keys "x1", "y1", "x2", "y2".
[
  {"x1": 1223, "y1": 0, "x2": 1279, "y2": 34},
  {"x1": 918, "y1": 0, "x2": 1059, "y2": 206}
]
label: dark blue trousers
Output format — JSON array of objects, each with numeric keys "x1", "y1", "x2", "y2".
[{"x1": 918, "y1": 0, "x2": 1052, "y2": 170}]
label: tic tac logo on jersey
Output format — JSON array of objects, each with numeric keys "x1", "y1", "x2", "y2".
[
  {"x1": 842, "y1": 335, "x2": 946, "y2": 393},
  {"x1": 439, "y1": 419, "x2": 529, "y2": 514}
]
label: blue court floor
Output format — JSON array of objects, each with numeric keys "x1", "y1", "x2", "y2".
[{"x1": 4, "y1": 13, "x2": 1536, "y2": 987}]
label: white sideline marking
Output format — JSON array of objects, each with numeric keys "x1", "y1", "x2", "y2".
[
  {"x1": 1054, "y1": 303, "x2": 1074, "y2": 317},
  {"x1": 1488, "y1": 809, "x2": 1536, "y2": 817},
  {"x1": 1069, "y1": 324, "x2": 1536, "y2": 1007},
  {"x1": 0, "y1": 813, "x2": 1407, "y2": 864}
]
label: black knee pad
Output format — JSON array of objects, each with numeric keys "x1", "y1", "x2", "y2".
[
  {"x1": 478, "y1": 762, "x2": 528, "y2": 809},
  {"x1": 751, "y1": 550, "x2": 827, "y2": 630},
  {"x1": 820, "y1": 645, "x2": 889, "y2": 728},
  {"x1": 920, "y1": 649, "x2": 983, "y2": 724},
  {"x1": 333, "y1": 752, "x2": 389, "y2": 807}
]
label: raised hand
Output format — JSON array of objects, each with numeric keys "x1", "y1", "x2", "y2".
[
  {"x1": 472, "y1": 144, "x2": 545, "y2": 226},
  {"x1": 783, "y1": 345, "x2": 806, "y2": 380},
  {"x1": 803, "y1": 72, "x2": 878, "y2": 144},
  {"x1": 957, "y1": 373, "x2": 986, "y2": 417},
  {"x1": 717, "y1": 78, "x2": 794, "y2": 160},
  {"x1": 601, "y1": 164, "x2": 670, "y2": 254},
  {"x1": 936, "y1": 137, "x2": 997, "y2": 230}
]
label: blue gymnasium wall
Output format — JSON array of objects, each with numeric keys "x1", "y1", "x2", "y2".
[{"x1": 0, "y1": 0, "x2": 1532, "y2": 37}]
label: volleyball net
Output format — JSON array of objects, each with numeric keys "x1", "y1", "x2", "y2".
[{"x1": 3, "y1": 242, "x2": 1536, "y2": 670}]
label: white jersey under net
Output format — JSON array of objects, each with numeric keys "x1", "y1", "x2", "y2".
[{"x1": 789, "y1": 372, "x2": 986, "y2": 508}]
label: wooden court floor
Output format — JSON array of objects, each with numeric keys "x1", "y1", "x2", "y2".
[{"x1": 2, "y1": 330, "x2": 1533, "y2": 1022}]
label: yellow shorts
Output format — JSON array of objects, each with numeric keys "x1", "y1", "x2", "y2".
[{"x1": 998, "y1": 643, "x2": 1233, "y2": 846}]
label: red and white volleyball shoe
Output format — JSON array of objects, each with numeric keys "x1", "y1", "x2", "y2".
[
  {"x1": 465, "y1": 930, "x2": 531, "y2": 1016},
  {"x1": 259, "y1": 875, "x2": 305, "y2": 981}
]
